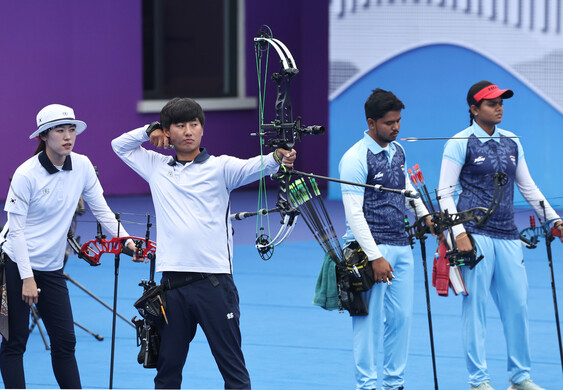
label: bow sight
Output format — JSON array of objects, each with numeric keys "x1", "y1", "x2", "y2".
[{"x1": 256, "y1": 117, "x2": 325, "y2": 150}]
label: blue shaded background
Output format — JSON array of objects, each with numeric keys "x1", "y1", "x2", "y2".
[{"x1": 329, "y1": 44, "x2": 563, "y2": 204}]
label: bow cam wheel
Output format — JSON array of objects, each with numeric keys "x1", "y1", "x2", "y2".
[{"x1": 256, "y1": 234, "x2": 274, "y2": 261}]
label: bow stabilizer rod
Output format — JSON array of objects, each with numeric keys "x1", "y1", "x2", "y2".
[{"x1": 285, "y1": 169, "x2": 420, "y2": 199}]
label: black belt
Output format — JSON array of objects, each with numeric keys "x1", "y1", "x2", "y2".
[{"x1": 163, "y1": 273, "x2": 219, "y2": 290}]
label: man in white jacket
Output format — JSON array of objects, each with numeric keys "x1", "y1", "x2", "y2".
[{"x1": 112, "y1": 97, "x2": 296, "y2": 389}]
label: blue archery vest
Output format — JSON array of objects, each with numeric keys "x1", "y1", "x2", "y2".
[
  {"x1": 457, "y1": 136, "x2": 519, "y2": 239},
  {"x1": 363, "y1": 146, "x2": 408, "y2": 246}
]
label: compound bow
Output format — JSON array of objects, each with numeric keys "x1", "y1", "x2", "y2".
[
  {"x1": 249, "y1": 25, "x2": 325, "y2": 260},
  {"x1": 519, "y1": 216, "x2": 562, "y2": 249},
  {"x1": 406, "y1": 167, "x2": 509, "y2": 268},
  {"x1": 239, "y1": 26, "x2": 419, "y2": 260},
  {"x1": 403, "y1": 166, "x2": 508, "y2": 390}
]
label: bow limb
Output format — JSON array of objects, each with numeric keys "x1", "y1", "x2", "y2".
[
  {"x1": 255, "y1": 214, "x2": 298, "y2": 260},
  {"x1": 254, "y1": 167, "x2": 300, "y2": 261},
  {"x1": 254, "y1": 37, "x2": 297, "y2": 70}
]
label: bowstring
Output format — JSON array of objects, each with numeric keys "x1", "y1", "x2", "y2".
[{"x1": 255, "y1": 33, "x2": 271, "y2": 244}]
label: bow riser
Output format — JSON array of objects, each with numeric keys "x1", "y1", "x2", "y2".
[
  {"x1": 520, "y1": 219, "x2": 562, "y2": 249},
  {"x1": 78, "y1": 236, "x2": 156, "y2": 266}
]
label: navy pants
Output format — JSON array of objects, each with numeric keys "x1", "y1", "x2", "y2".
[
  {"x1": 155, "y1": 273, "x2": 250, "y2": 389},
  {"x1": 0, "y1": 259, "x2": 81, "y2": 389}
]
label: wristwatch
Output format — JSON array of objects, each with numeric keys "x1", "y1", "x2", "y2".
[{"x1": 145, "y1": 121, "x2": 162, "y2": 137}]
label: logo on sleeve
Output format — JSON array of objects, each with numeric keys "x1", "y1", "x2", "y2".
[
  {"x1": 473, "y1": 156, "x2": 486, "y2": 164},
  {"x1": 9, "y1": 198, "x2": 16, "y2": 204}
]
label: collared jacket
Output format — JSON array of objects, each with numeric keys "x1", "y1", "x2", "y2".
[{"x1": 112, "y1": 126, "x2": 280, "y2": 274}]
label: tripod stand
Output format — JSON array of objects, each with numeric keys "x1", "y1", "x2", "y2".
[
  {"x1": 29, "y1": 303, "x2": 104, "y2": 351},
  {"x1": 28, "y1": 243, "x2": 108, "y2": 350}
]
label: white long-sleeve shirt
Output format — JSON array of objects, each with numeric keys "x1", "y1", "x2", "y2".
[
  {"x1": 111, "y1": 126, "x2": 281, "y2": 274},
  {"x1": 1, "y1": 152, "x2": 129, "y2": 279}
]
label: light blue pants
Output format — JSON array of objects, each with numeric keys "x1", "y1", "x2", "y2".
[
  {"x1": 352, "y1": 244, "x2": 414, "y2": 390},
  {"x1": 461, "y1": 234, "x2": 531, "y2": 387}
]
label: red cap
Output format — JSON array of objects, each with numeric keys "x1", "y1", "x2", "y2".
[{"x1": 467, "y1": 80, "x2": 513, "y2": 106}]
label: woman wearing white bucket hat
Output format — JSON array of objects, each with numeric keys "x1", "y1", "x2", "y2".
[{"x1": 0, "y1": 104, "x2": 136, "y2": 388}]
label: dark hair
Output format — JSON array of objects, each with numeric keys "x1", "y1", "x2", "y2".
[
  {"x1": 467, "y1": 100, "x2": 484, "y2": 126},
  {"x1": 364, "y1": 88, "x2": 405, "y2": 121},
  {"x1": 466, "y1": 81, "x2": 492, "y2": 126},
  {"x1": 160, "y1": 97, "x2": 205, "y2": 129}
]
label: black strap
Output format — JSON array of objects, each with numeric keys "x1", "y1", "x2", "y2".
[{"x1": 163, "y1": 273, "x2": 209, "y2": 291}]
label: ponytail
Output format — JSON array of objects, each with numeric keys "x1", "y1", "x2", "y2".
[
  {"x1": 33, "y1": 129, "x2": 49, "y2": 156},
  {"x1": 34, "y1": 140, "x2": 46, "y2": 155},
  {"x1": 468, "y1": 101, "x2": 483, "y2": 126}
]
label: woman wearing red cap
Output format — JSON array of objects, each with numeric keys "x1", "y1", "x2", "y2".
[
  {"x1": 0, "y1": 104, "x2": 136, "y2": 388},
  {"x1": 438, "y1": 81, "x2": 563, "y2": 390}
]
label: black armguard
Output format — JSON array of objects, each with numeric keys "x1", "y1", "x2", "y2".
[{"x1": 145, "y1": 121, "x2": 162, "y2": 137}]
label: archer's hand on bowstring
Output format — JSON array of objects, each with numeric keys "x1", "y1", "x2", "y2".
[
  {"x1": 22, "y1": 277, "x2": 39, "y2": 307},
  {"x1": 274, "y1": 148, "x2": 297, "y2": 168},
  {"x1": 371, "y1": 257, "x2": 395, "y2": 284}
]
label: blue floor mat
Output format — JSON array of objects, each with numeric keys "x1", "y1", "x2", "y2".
[{"x1": 3, "y1": 192, "x2": 563, "y2": 389}]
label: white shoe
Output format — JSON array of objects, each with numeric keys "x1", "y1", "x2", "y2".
[
  {"x1": 507, "y1": 379, "x2": 545, "y2": 390},
  {"x1": 471, "y1": 382, "x2": 495, "y2": 390}
]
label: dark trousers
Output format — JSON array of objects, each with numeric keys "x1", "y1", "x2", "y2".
[
  {"x1": 0, "y1": 259, "x2": 81, "y2": 389},
  {"x1": 155, "y1": 273, "x2": 250, "y2": 389}
]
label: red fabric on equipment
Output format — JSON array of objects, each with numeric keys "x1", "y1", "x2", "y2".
[{"x1": 432, "y1": 240, "x2": 450, "y2": 297}]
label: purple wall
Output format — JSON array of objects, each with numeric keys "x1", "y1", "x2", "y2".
[{"x1": 0, "y1": 0, "x2": 328, "y2": 199}]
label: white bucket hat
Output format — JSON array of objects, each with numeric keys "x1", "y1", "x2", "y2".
[{"x1": 30, "y1": 104, "x2": 87, "y2": 139}]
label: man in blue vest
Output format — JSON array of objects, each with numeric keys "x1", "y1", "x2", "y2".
[{"x1": 339, "y1": 88, "x2": 431, "y2": 390}]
